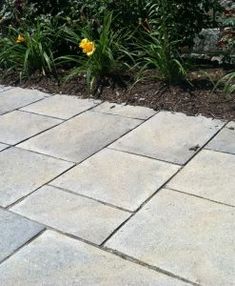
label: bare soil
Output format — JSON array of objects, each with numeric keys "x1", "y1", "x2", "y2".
[{"x1": 1, "y1": 68, "x2": 234, "y2": 121}]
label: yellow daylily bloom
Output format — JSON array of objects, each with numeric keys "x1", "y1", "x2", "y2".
[
  {"x1": 79, "y1": 38, "x2": 96, "y2": 56},
  {"x1": 16, "y1": 34, "x2": 25, "y2": 44}
]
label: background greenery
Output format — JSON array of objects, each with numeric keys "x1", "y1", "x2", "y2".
[{"x1": 1, "y1": 0, "x2": 233, "y2": 93}]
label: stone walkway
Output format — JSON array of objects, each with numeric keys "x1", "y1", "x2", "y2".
[{"x1": 0, "y1": 86, "x2": 234, "y2": 286}]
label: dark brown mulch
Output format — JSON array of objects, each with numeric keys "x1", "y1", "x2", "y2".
[{"x1": 0, "y1": 68, "x2": 234, "y2": 121}]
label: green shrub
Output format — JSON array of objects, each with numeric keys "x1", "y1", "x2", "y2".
[{"x1": 1, "y1": 0, "x2": 222, "y2": 47}]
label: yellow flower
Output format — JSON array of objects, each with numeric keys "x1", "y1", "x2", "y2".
[
  {"x1": 16, "y1": 34, "x2": 25, "y2": 44},
  {"x1": 79, "y1": 38, "x2": 96, "y2": 56}
]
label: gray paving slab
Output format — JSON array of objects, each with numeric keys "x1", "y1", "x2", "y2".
[
  {"x1": 93, "y1": 102, "x2": 156, "y2": 119},
  {"x1": 0, "y1": 230, "x2": 188, "y2": 286},
  {"x1": 0, "y1": 143, "x2": 8, "y2": 151},
  {"x1": 19, "y1": 111, "x2": 141, "y2": 163},
  {"x1": 0, "y1": 208, "x2": 44, "y2": 262},
  {"x1": 0, "y1": 85, "x2": 12, "y2": 93},
  {"x1": 106, "y1": 189, "x2": 235, "y2": 286},
  {"x1": 168, "y1": 149, "x2": 235, "y2": 206},
  {"x1": 207, "y1": 121, "x2": 235, "y2": 155},
  {"x1": 0, "y1": 111, "x2": 61, "y2": 145},
  {"x1": 22, "y1": 94, "x2": 100, "y2": 119},
  {"x1": 0, "y1": 87, "x2": 47, "y2": 115},
  {"x1": 0, "y1": 147, "x2": 73, "y2": 207},
  {"x1": 52, "y1": 148, "x2": 179, "y2": 211},
  {"x1": 12, "y1": 185, "x2": 130, "y2": 244},
  {"x1": 110, "y1": 111, "x2": 224, "y2": 165}
]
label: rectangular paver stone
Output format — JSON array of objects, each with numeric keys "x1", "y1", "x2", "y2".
[
  {"x1": 0, "y1": 230, "x2": 188, "y2": 286},
  {"x1": 106, "y1": 189, "x2": 235, "y2": 286},
  {"x1": 0, "y1": 88, "x2": 47, "y2": 115},
  {"x1": 93, "y1": 102, "x2": 156, "y2": 120},
  {"x1": 0, "y1": 111, "x2": 61, "y2": 145},
  {"x1": 0, "y1": 208, "x2": 44, "y2": 262},
  {"x1": 0, "y1": 147, "x2": 73, "y2": 207},
  {"x1": 207, "y1": 121, "x2": 235, "y2": 155},
  {"x1": 12, "y1": 185, "x2": 130, "y2": 244},
  {"x1": 19, "y1": 111, "x2": 141, "y2": 162},
  {"x1": 110, "y1": 111, "x2": 224, "y2": 164},
  {"x1": 22, "y1": 94, "x2": 100, "y2": 119},
  {"x1": 52, "y1": 148, "x2": 179, "y2": 211},
  {"x1": 168, "y1": 149, "x2": 235, "y2": 206}
]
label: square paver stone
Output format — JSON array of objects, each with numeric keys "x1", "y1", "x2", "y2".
[
  {"x1": 0, "y1": 87, "x2": 47, "y2": 115},
  {"x1": 168, "y1": 149, "x2": 235, "y2": 206},
  {"x1": 93, "y1": 102, "x2": 156, "y2": 120},
  {"x1": 0, "y1": 143, "x2": 8, "y2": 151},
  {"x1": 19, "y1": 111, "x2": 141, "y2": 162},
  {"x1": 0, "y1": 111, "x2": 61, "y2": 145},
  {"x1": 106, "y1": 189, "x2": 235, "y2": 286},
  {"x1": 0, "y1": 230, "x2": 188, "y2": 286},
  {"x1": 52, "y1": 148, "x2": 179, "y2": 211},
  {"x1": 207, "y1": 121, "x2": 235, "y2": 155},
  {"x1": 0, "y1": 208, "x2": 44, "y2": 262},
  {"x1": 110, "y1": 111, "x2": 224, "y2": 165},
  {"x1": 12, "y1": 185, "x2": 130, "y2": 244},
  {"x1": 0, "y1": 147, "x2": 73, "y2": 207},
  {"x1": 22, "y1": 94, "x2": 100, "y2": 119}
]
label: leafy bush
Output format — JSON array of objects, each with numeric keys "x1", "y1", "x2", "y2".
[{"x1": 1, "y1": 0, "x2": 222, "y2": 47}]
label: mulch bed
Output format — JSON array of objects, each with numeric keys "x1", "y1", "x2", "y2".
[{"x1": 1, "y1": 68, "x2": 234, "y2": 121}]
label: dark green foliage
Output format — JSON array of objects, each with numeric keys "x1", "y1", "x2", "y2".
[
  {"x1": 0, "y1": 0, "x2": 225, "y2": 86},
  {"x1": 59, "y1": 13, "x2": 133, "y2": 92},
  {"x1": 1, "y1": 0, "x2": 222, "y2": 47},
  {"x1": 0, "y1": 21, "x2": 56, "y2": 77}
]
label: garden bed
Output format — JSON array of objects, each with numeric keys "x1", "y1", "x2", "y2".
[
  {"x1": 1, "y1": 68, "x2": 234, "y2": 121},
  {"x1": 0, "y1": 0, "x2": 234, "y2": 121}
]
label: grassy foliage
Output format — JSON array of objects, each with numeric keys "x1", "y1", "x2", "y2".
[
  {"x1": 0, "y1": 22, "x2": 56, "y2": 78},
  {"x1": 0, "y1": 0, "x2": 231, "y2": 95},
  {"x1": 219, "y1": 72, "x2": 235, "y2": 95},
  {"x1": 59, "y1": 13, "x2": 133, "y2": 92}
]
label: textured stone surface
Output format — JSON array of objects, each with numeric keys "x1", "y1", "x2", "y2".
[
  {"x1": 193, "y1": 28, "x2": 221, "y2": 53},
  {"x1": 12, "y1": 185, "x2": 130, "y2": 244},
  {"x1": 19, "y1": 111, "x2": 141, "y2": 162},
  {"x1": 111, "y1": 111, "x2": 223, "y2": 165},
  {"x1": 0, "y1": 111, "x2": 61, "y2": 145},
  {"x1": 22, "y1": 94, "x2": 100, "y2": 119},
  {"x1": 0, "y1": 88, "x2": 47, "y2": 115},
  {"x1": 0, "y1": 85, "x2": 12, "y2": 93},
  {"x1": 207, "y1": 121, "x2": 235, "y2": 155},
  {"x1": 0, "y1": 208, "x2": 44, "y2": 262},
  {"x1": 0, "y1": 143, "x2": 8, "y2": 151},
  {"x1": 93, "y1": 102, "x2": 156, "y2": 120},
  {"x1": 0, "y1": 147, "x2": 73, "y2": 207},
  {"x1": 52, "y1": 148, "x2": 179, "y2": 211},
  {"x1": 0, "y1": 230, "x2": 188, "y2": 286},
  {"x1": 106, "y1": 189, "x2": 235, "y2": 286},
  {"x1": 168, "y1": 149, "x2": 235, "y2": 206}
]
